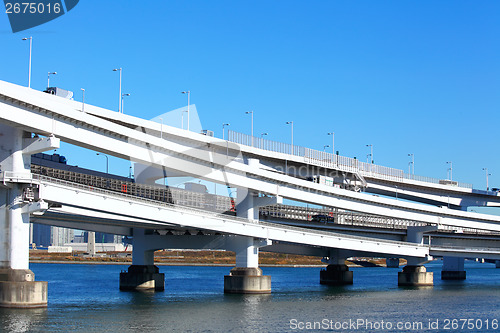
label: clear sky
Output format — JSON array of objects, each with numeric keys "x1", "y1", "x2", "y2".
[{"x1": 1, "y1": 1, "x2": 499, "y2": 190}]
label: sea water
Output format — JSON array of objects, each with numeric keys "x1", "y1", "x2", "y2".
[{"x1": 1, "y1": 261, "x2": 499, "y2": 332}]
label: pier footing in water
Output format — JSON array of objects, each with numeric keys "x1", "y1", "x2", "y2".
[
  {"x1": 119, "y1": 265, "x2": 164, "y2": 291},
  {"x1": 398, "y1": 265, "x2": 433, "y2": 286},
  {"x1": 0, "y1": 269, "x2": 47, "y2": 308},
  {"x1": 224, "y1": 267, "x2": 271, "y2": 294},
  {"x1": 320, "y1": 264, "x2": 353, "y2": 285}
]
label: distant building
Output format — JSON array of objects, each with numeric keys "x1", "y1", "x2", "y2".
[
  {"x1": 52, "y1": 227, "x2": 74, "y2": 246},
  {"x1": 84, "y1": 232, "x2": 121, "y2": 244},
  {"x1": 30, "y1": 224, "x2": 74, "y2": 247},
  {"x1": 31, "y1": 223, "x2": 52, "y2": 247}
]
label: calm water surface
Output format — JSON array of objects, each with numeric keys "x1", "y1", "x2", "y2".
[{"x1": 1, "y1": 261, "x2": 500, "y2": 332}]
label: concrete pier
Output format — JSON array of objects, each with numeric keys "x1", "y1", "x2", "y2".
[
  {"x1": 398, "y1": 265, "x2": 433, "y2": 286},
  {"x1": 0, "y1": 269, "x2": 47, "y2": 308},
  {"x1": 224, "y1": 188, "x2": 274, "y2": 294},
  {"x1": 120, "y1": 229, "x2": 165, "y2": 291},
  {"x1": 320, "y1": 264, "x2": 353, "y2": 285},
  {"x1": 0, "y1": 125, "x2": 56, "y2": 308},
  {"x1": 386, "y1": 258, "x2": 400, "y2": 268},
  {"x1": 441, "y1": 257, "x2": 466, "y2": 280},
  {"x1": 119, "y1": 265, "x2": 164, "y2": 291},
  {"x1": 224, "y1": 267, "x2": 271, "y2": 294}
]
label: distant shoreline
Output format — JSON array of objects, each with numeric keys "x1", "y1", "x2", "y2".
[
  {"x1": 30, "y1": 260, "x2": 327, "y2": 268},
  {"x1": 30, "y1": 260, "x2": 382, "y2": 268}
]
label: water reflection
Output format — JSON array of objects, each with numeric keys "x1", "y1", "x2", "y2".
[{"x1": 0, "y1": 308, "x2": 47, "y2": 333}]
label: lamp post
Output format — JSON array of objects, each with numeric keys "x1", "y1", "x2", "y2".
[
  {"x1": 181, "y1": 110, "x2": 188, "y2": 130},
  {"x1": 286, "y1": 121, "x2": 294, "y2": 153},
  {"x1": 446, "y1": 161, "x2": 453, "y2": 181},
  {"x1": 113, "y1": 68, "x2": 122, "y2": 113},
  {"x1": 323, "y1": 145, "x2": 330, "y2": 152},
  {"x1": 96, "y1": 153, "x2": 109, "y2": 174},
  {"x1": 181, "y1": 91, "x2": 190, "y2": 131},
  {"x1": 121, "y1": 93, "x2": 130, "y2": 114},
  {"x1": 245, "y1": 111, "x2": 254, "y2": 146},
  {"x1": 261, "y1": 132, "x2": 268, "y2": 138},
  {"x1": 408, "y1": 153, "x2": 414, "y2": 175},
  {"x1": 47, "y1": 72, "x2": 57, "y2": 88},
  {"x1": 483, "y1": 168, "x2": 491, "y2": 191},
  {"x1": 366, "y1": 144, "x2": 373, "y2": 164},
  {"x1": 222, "y1": 123, "x2": 230, "y2": 140},
  {"x1": 327, "y1": 132, "x2": 334, "y2": 154},
  {"x1": 22, "y1": 37, "x2": 32, "y2": 88},
  {"x1": 81, "y1": 88, "x2": 85, "y2": 112}
]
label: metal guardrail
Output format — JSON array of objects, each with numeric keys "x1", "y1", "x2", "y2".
[
  {"x1": 31, "y1": 164, "x2": 234, "y2": 214},
  {"x1": 260, "y1": 204, "x2": 426, "y2": 230},
  {"x1": 228, "y1": 130, "x2": 473, "y2": 189},
  {"x1": 430, "y1": 245, "x2": 500, "y2": 253}
]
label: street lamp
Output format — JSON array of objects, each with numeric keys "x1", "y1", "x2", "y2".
[
  {"x1": 181, "y1": 110, "x2": 188, "y2": 129},
  {"x1": 366, "y1": 144, "x2": 373, "y2": 164},
  {"x1": 286, "y1": 121, "x2": 294, "y2": 153},
  {"x1": 96, "y1": 153, "x2": 109, "y2": 174},
  {"x1": 261, "y1": 132, "x2": 268, "y2": 138},
  {"x1": 22, "y1": 37, "x2": 32, "y2": 88},
  {"x1": 323, "y1": 145, "x2": 330, "y2": 152},
  {"x1": 483, "y1": 168, "x2": 491, "y2": 191},
  {"x1": 47, "y1": 72, "x2": 57, "y2": 88},
  {"x1": 327, "y1": 132, "x2": 334, "y2": 154},
  {"x1": 222, "y1": 123, "x2": 230, "y2": 140},
  {"x1": 446, "y1": 161, "x2": 453, "y2": 180},
  {"x1": 121, "y1": 93, "x2": 130, "y2": 114},
  {"x1": 245, "y1": 111, "x2": 254, "y2": 146},
  {"x1": 113, "y1": 68, "x2": 122, "y2": 113},
  {"x1": 408, "y1": 153, "x2": 414, "y2": 175},
  {"x1": 81, "y1": 88, "x2": 85, "y2": 112},
  {"x1": 181, "y1": 91, "x2": 190, "y2": 131}
]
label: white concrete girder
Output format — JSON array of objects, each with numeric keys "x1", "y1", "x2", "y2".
[
  {"x1": 30, "y1": 215, "x2": 132, "y2": 236},
  {"x1": 2, "y1": 81, "x2": 500, "y2": 232},
  {"x1": 36, "y1": 180, "x2": 430, "y2": 257}
]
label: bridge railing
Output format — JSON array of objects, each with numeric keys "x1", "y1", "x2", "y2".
[
  {"x1": 227, "y1": 130, "x2": 473, "y2": 189},
  {"x1": 259, "y1": 204, "x2": 427, "y2": 230}
]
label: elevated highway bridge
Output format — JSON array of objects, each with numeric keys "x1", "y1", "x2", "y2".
[{"x1": 0, "y1": 79, "x2": 499, "y2": 307}]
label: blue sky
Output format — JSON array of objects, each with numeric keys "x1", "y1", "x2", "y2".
[{"x1": 1, "y1": 1, "x2": 499, "y2": 190}]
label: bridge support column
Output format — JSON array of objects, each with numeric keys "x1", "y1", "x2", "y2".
[
  {"x1": 0, "y1": 125, "x2": 55, "y2": 308},
  {"x1": 398, "y1": 226, "x2": 435, "y2": 287},
  {"x1": 224, "y1": 187, "x2": 273, "y2": 294},
  {"x1": 441, "y1": 257, "x2": 466, "y2": 280},
  {"x1": 398, "y1": 264, "x2": 433, "y2": 286},
  {"x1": 386, "y1": 258, "x2": 400, "y2": 268},
  {"x1": 320, "y1": 251, "x2": 353, "y2": 285},
  {"x1": 224, "y1": 236, "x2": 271, "y2": 294},
  {"x1": 120, "y1": 229, "x2": 164, "y2": 291}
]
